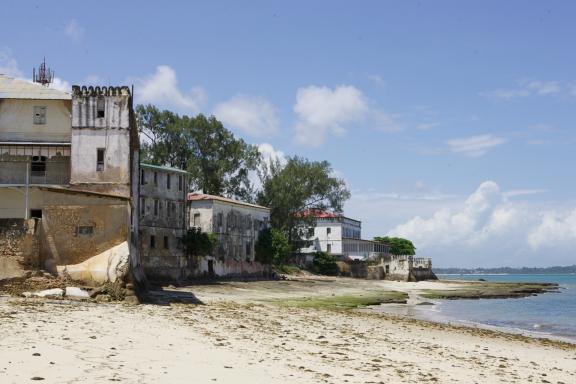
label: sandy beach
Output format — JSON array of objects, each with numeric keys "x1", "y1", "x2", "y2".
[{"x1": 1, "y1": 277, "x2": 575, "y2": 384}]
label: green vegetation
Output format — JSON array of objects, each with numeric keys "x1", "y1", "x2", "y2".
[
  {"x1": 183, "y1": 228, "x2": 217, "y2": 256},
  {"x1": 419, "y1": 282, "x2": 558, "y2": 300},
  {"x1": 272, "y1": 264, "x2": 303, "y2": 275},
  {"x1": 275, "y1": 291, "x2": 408, "y2": 310},
  {"x1": 374, "y1": 236, "x2": 416, "y2": 255},
  {"x1": 311, "y1": 252, "x2": 340, "y2": 276},
  {"x1": 137, "y1": 105, "x2": 260, "y2": 201},
  {"x1": 257, "y1": 156, "x2": 350, "y2": 247},
  {"x1": 255, "y1": 228, "x2": 291, "y2": 265}
]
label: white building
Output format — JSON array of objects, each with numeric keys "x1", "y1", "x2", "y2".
[
  {"x1": 188, "y1": 193, "x2": 270, "y2": 278},
  {"x1": 298, "y1": 210, "x2": 389, "y2": 261}
]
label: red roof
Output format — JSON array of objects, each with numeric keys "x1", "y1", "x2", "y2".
[
  {"x1": 294, "y1": 209, "x2": 342, "y2": 218},
  {"x1": 187, "y1": 193, "x2": 269, "y2": 210}
]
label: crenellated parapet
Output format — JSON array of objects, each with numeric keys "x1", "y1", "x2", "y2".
[{"x1": 71, "y1": 85, "x2": 130, "y2": 97}]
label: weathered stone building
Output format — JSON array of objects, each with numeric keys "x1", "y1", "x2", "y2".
[
  {"x1": 139, "y1": 163, "x2": 189, "y2": 280},
  {"x1": 188, "y1": 193, "x2": 271, "y2": 278},
  {"x1": 0, "y1": 75, "x2": 144, "y2": 286},
  {"x1": 378, "y1": 254, "x2": 437, "y2": 281}
]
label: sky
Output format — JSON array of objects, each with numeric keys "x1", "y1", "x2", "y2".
[{"x1": 1, "y1": 1, "x2": 575, "y2": 267}]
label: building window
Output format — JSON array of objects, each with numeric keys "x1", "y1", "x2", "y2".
[
  {"x1": 308, "y1": 227, "x2": 314, "y2": 238},
  {"x1": 30, "y1": 209, "x2": 42, "y2": 219},
  {"x1": 76, "y1": 225, "x2": 94, "y2": 236},
  {"x1": 33, "y1": 106, "x2": 47, "y2": 125},
  {"x1": 140, "y1": 197, "x2": 146, "y2": 215},
  {"x1": 327, "y1": 243, "x2": 332, "y2": 253},
  {"x1": 159, "y1": 200, "x2": 163, "y2": 217},
  {"x1": 164, "y1": 236, "x2": 169, "y2": 249},
  {"x1": 96, "y1": 148, "x2": 105, "y2": 171},
  {"x1": 96, "y1": 98, "x2": 105, "y2": 118},
  {"x1": 178, "y1": 175, "x2": 183, "y2": 191},
  {"x1": 31, "y1": 156, "x2": 47, "y2": 177},
  {"x1": 141, "y1": 169, "x2": 146, "y2": 185},
  {"x1": 193, "y1": 213, "x2": 200, "y2": 226},
  {"x1": 246, "y1": 241, "x2": 252, "y2": 256},
  {"x1": 327, "y1": 227, "x2": 331, "y2": 235},
  {"x1": 154, "y1": 199, "x2": 159, "y2": 216},
  {"x1": 150, "y1": 235, "x2": 156, "y2": 249},
  {"x1": 154, "y1": 172, "x2": 158, "y2": 186},
  {"x1": 166, "y1": 174, "x2": 171, "y2": 189}
]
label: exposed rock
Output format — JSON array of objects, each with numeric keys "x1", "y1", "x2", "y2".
[
  {"x1": 56, "y1": 241, "x2": 130, "y2": 285},
  {"x1": 33, "y1": 288, "x2": 64, "y2": 298},
  {"x1": 65, "y1": 287, "x2": 90, "y2": 299}
]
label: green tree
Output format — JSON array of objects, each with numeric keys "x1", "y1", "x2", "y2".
[
  {"x1": 312, "y1": 252, "x2": 340, "y2": 276},
  {"x1": 183, "y1": 228, "x2": 217, "y2": 256},
  {"x1": 136, "y1": 105, "x2": 260, "y2": 201},
  {"x1": 257, "y1": 156, "x2": 350, "y2": 246},
  {"x1": 255, "y1": 228, "x2": 290, "y2": 265},
  {"x1": 374, "y1": 236, "x2": 416, "y2": 255}
]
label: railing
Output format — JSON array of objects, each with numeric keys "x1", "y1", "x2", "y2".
[{"x1": 0, "y1": 160, "x2": 70, "y2": 185}]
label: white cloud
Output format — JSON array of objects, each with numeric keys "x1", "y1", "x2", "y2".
[
  {"x1": 367, "y1": 74, "x2": 386, "y2": 87},
  {"x1": 213, "y1": 95, "x2": 279, "y2": 138},
  {"x1": 416, "y1": 122, "x2": 440, "y2": 131},
  {"x1": 482, "y1": 79, "x2": 564, "y2": 100},
  {"x1": 257, "y1": 142, "x2": 286, "y2": 166},
  {"x1": 446, "y1": 134, "x2": 506, "y2": 157},
  {"x1": 528, "y1": 209, "x2": 576, "y2": 250},
  {"x1": 294, "y1": 85, "x2": 369, "y2": 146},
  {"x1": 524, "y1": 80, "x2": 561, "y2": 95},
  {"x1": 0, "y1": 48, "x2": 23, "y2": 77},
  {"x1": 65, "y1": 19, "x2": 85, "y2": 43},
  {"x1": 134, "y1": 65, "x2": 206, "y2": 113},
  {"x1": 383, "y1": 181, "x2": 576, "y2": 266},
  {"x1": 48, "y1": 77, "x2": 71, "y2": 92}
]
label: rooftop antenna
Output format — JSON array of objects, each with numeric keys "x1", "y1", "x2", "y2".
[{"x1": 32, "y1": 57, "x2": 54, "y2": 86}]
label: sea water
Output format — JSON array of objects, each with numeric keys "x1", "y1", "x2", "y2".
[{"x1": 379, "y1": 274, "x2": 576, "y2": 342}]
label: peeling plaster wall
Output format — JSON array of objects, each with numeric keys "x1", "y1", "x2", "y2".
[
  {"x1": 0, "y1": 99, "x2": 71, "y2": 142},
  {"x1": 70, "y1": 87, "x2": 131, "y2": 197},
  {"x1": 139, "y1": 166, "x2": 188, "y2": 281},
  {"x1": 186, "y1": 199, "x2": 271, "y2": 278},
  {"x1": 0, "y1": 219, "x2": 39, "y2": 280}
]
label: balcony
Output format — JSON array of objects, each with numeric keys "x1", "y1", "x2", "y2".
[{"x1": 0, "y1": 145, "x2": 71, "y2": 186}]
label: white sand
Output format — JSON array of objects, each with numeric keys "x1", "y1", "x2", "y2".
[{"x1": 1, "y1": 277, "x2": 574, "y2": 383}]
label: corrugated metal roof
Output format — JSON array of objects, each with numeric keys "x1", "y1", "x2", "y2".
[
  {"x1": 0, "y1": 75, "x2": 71, "y2": 100},
  {"x1": 188, "y1": 193, "x2": 270, "y2": 210}
]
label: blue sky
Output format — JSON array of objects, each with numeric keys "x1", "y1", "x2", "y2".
[{"x1": 2, "y1": 1, "x2": 575, "y2": 267}]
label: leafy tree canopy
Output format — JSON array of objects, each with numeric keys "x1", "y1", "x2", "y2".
[
  {"x1": 374, "y1": 236, "x2": 416, "y2": 255},
  {"x1": 183, "y1": 228, "x2": 217, "y2": 257},
  {"x1": 137, "y1": 104, "x2": 260, "y2": 201},
  {"x1": 255, "y1": 228, "x2": 290, "y2": 265},
  {"x1": 256, "y1": 156, "x2": 350, "y2": 245}
]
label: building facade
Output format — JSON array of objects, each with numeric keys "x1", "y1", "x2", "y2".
[
  {"x1": 139, "y1": 163, "x2": 189, "y2": 280},
  {"x1": 0, "y1": 76, "x2": 143, "y2": 286},
  {"x1": 298, "y1": 210, "x2": 389, "y2": 261},
  {"x1": 188, "y1": 193, "x2": 271, "y2": 278}
]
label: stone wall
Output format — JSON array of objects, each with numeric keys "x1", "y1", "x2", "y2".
[{"x1": 0, "y1": 219, "x2": 39, "y2": 281}]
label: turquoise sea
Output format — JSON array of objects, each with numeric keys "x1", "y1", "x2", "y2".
[{"x1": 376, "y1": 274, "x2": 576, "y2": 342}]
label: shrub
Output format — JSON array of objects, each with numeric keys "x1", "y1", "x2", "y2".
[
  {"x1": 183, "y1": 228, "x2": 216, "y2": 256},
  {"x1": 312, "y1": 252, "x2": 339, "y2": 276}
]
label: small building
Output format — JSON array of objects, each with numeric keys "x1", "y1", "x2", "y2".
[
  {"x1": 297, "y1": 210, "x2": 389, "y2": 262},
  {"x1": 139, "y1": 163, "x2": 189, "y2": 281},
  {"x1": 187, "y1": 193, "x2": 271, "y2": 278},
  {"x1": 378, "y1": 255, "x2": 437, "y2": 281}
]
